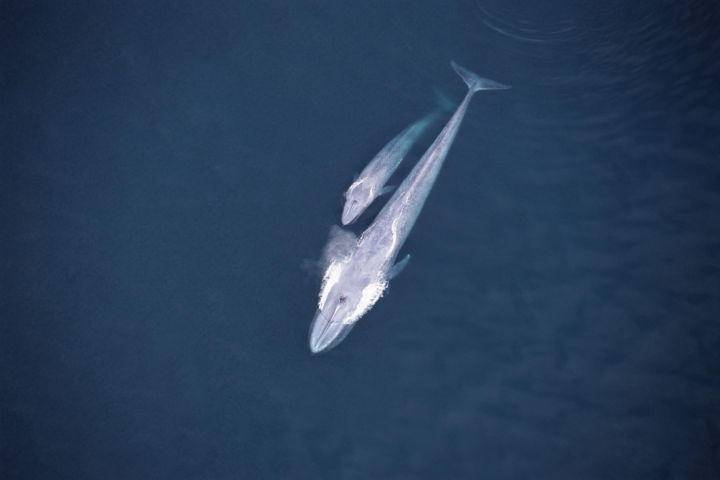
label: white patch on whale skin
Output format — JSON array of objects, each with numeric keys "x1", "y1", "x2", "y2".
[{"x1": 344, "y1": 280, "x2": 388, "y2": 325}]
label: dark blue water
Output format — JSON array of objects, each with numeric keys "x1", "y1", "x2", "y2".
[{"x1": 3, "y1": 1, "x2": 719, "y2": 478}]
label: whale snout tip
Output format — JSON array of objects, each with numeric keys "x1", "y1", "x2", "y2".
[
  {"x1": 341, "y1": 198, "x2": 364, "y2": 225},
  {"x1": 308, "y1": 309, "x2": 355, "y2": 354},
  {"x1": 309, "y1": 338, "x2": 327, "y2": 354},
  {"x1": 308, "y1": 323, "x2": 341, "y2": 354},
  {"x1": 340, "y1": 209, "x2": 357, "y2": 226},
  {"x1": 340, "y1": 213, "x2": 356, "y2": 226},
  {"x1": 309, "y1": 331, "x2": 335, "y2": 355}
]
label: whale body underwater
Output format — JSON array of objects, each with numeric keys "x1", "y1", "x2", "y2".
[{"x1": 309, "y1": 62, "x2": 509, "y2": 354}]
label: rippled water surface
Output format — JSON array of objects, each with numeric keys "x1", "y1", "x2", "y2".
[{"x1": 3, "y1": 1, "x2": 719, "y2": 478}]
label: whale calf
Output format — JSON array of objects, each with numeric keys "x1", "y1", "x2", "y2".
[
  {"x1": 309, "y1": 62, "x2": 509, "y2": 353},
  {"x1": 341, "y1": 109, "x2": 445, "y2": 225}
]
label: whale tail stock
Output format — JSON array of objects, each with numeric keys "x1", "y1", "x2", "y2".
[{"x1": 451, "y1": 61, "x2": 510, "y2": 92}]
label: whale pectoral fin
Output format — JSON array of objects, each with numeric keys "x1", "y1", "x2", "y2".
[
  {"x1": 380, "y1": 185, "x2": 396, "y2": 196},
  {"x1": 389, "y1": 254, "x2": 411, "y2": 279}
]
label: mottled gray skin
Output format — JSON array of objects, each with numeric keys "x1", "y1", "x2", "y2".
[
  {"x1": 341, "y1": 111, "x2": 441, "y2": 225},
  {"x1": 309, "y1": 62, "x2": 509, "y2": 353}
]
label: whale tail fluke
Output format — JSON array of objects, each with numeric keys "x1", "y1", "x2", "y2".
[{"x1": 451, "y1": 61, "x2": 510, "y2": 92}]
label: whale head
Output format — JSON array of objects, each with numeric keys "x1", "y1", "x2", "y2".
[
  {"x1": 341, "y1": 180, "x2": 373, "y2": 225},
  {"x1": 309, "y1": 259, "x2": 387, "y2": 353}
]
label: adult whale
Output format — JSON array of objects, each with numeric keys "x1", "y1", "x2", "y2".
[{"x1": 309, "y1": 62, "x2": 509, "y2": 353}]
